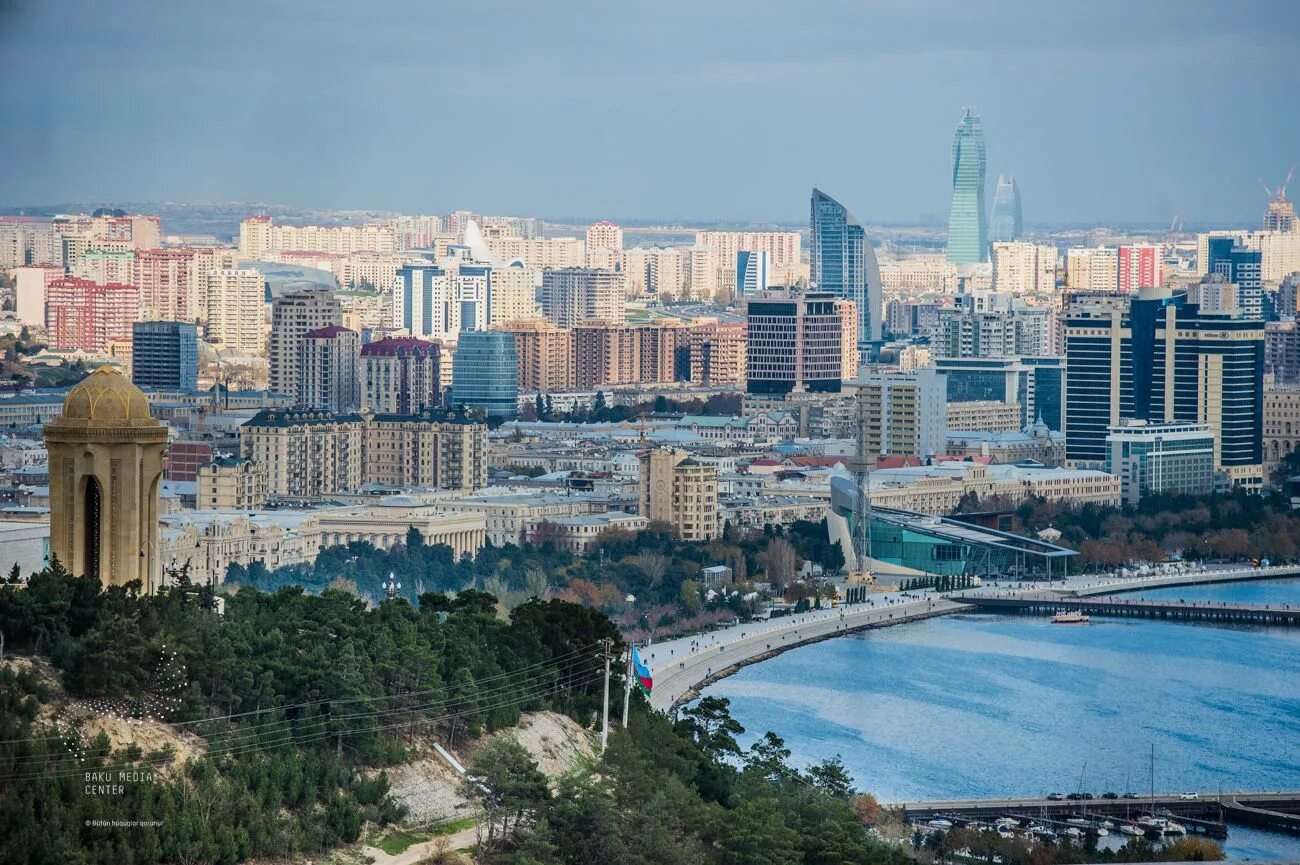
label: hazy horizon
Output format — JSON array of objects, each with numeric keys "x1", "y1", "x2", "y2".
[{"x1": 2, "y1": 0, "x2": 1297, "y2": 227}]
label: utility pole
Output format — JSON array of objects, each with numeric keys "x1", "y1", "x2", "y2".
[
  {"x1": 599, "y1": 637, "x2": 613, "y2": 753},
  {"x1": 621, "y1": 643, "x2": 633, "y2": 728}
]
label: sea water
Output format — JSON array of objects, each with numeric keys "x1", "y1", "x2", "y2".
[{"x1": 700, "y1": 581, "x2": 1300, "y2": 860}]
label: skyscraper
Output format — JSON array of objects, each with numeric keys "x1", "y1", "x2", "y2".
[
  {"x1": 132, "y1": 321, "x2": 199, "y2": 392},
  {"x1": 809, "y1": 188, "x2": 882, "y2": 351},
  {"x1": 745, "y1": 291, "x2": 847, "y2": 395},
  {"x1": 1206, "y1": 238, "x2": 1263, "y2": 321},
  {"x1": 946, "y1": 108, "x2": 988, "y2": 265},
  {"x1": 269, "y1": 288, "x2": 342, "y2": 397},
  {"x1": 989, "y1": 175, "x2": 1022, "y2": 243},
  {"x1": 1063, "y1": 287, "x2": 1263, "y2": 488},
  {"x1": 450, "y1": 330, "x2": 519, "y2": 419}
]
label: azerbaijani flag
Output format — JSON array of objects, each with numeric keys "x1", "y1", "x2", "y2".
[{"x1": 632, "y1": 646, "x2": 653, "y2": 695}]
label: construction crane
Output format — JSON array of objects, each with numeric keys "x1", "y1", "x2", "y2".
[
  {"x1": 1260, "y1": 166, "x2": 1295, "y2": 202},
  {"x1": 1261, "y1": 166, "x2": 1296, "y2": 232}
]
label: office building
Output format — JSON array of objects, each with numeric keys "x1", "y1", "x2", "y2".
[
  {"x1": 205, "y1": 268, "x2": 267, "y2": 356},
  {"x1": 1064, "y1": 287, "x2": 1263, "y2": 488},
  {"x1": 932, "y1": 355, "x2": 1065, "y2": 431},
  {"x1": 989, "y1": 175, "x2": 1022, "y2": 243},
  {"x1": 268, "y1": 288, "x2": 342, "y2": 397},
  {"x1": 946, "y1": 108, "x2": 988, "y2": 265},
  {"x1": 1188, "y1": 273, "x2": 1238, "y2": 317},
  {"x1": 540, "y1": 268, "x2": 626, "y2": 328},
  {"x1": 746, "y1": 291, "x2": 847, "y2": 395},
  {"x1": 1117, "y1": 244, "x2": 1163, "y2": 292},
  {"x1": 810, "y1": 188, "x2": 883, "y2": 349},
  {"x1": 736, "y1": 250, "x2": 769, "y2": 297},
  {"x1": 132, "y1": 321, "x2": 199, "y2": 392},
  {"x1": 394, "y1": 260, "x2": 492, "y2": 341},
  {"x1": 991, "y1": 242, "x2": 1056, "y2": 294},
  {"x1": 359, "y1": 336, "x2": 442, "y2": 414},
  {"x1": 45, "y1": 278, "x2": 139, "y2": 353},
  {"x1": 850, "y1": 369, "x2": 948, "y2": 458},
  {"x1": 1105, "y1": 420, "x2": 1216, "y2": 504},
  {"x1": 1263, "y1": 383, "x2": 1300, "y2": 472},
  {"x1": 1205, "y1": 238, "x2": 1263, "y2": 321},
  {"x1": 639, "y1": 448, "x2": 719, "y2": 541},
  {"x1": 298, "y1": 325, "x2": 360, "y2": 412},
  {"x1": 449, "y1": 330, "x2": 519, "y2": 419}
]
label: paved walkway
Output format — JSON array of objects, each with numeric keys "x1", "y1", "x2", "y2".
[{"x1": 360, "y1": 824, "x2": 478, "y2": 865}]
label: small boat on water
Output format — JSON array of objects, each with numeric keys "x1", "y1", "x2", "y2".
[
  {"x1": 1101, "y1": 820, "x2": 1114, "y2": 829},
  {"x1": 1063, "y1": 827, "x2": 1083, "y2": 839},
  {"x1": 1051, "y1": 611, "x2": 1090, "y2": 624},
  {"x1": 1094, "y1": 827, "x2": 1109, "y2": 837},
  {"x1": 1065, "y1": 817, "x2": 1089, "y2": 827},
  {"x1": 928, "y1": 818, "x2": 953, "y2": 830},
  {"x1": 1158, "y1": 819, "x2": 1186, "y2": 835},
  {"x1": 1119, "y1": 823, "x2": 1145, "y2": 836}
]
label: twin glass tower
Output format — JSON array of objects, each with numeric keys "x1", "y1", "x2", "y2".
[{"x1": 946, "y1": 108, "x2": 989, "y2": 265}]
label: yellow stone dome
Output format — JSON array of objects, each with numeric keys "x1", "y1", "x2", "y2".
[{"x1": 59, "y1": 366, "x2": 155, "y2": 425}]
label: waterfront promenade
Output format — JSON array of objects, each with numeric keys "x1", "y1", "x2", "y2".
[{"x1": 644, "y1": 564, "x2": 1300, "y2": 712}]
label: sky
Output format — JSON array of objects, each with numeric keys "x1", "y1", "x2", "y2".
[{"x1": 1, "y1": 0, "x2": 1297, "y2": 226}]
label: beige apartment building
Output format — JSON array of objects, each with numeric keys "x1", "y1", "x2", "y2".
[
  {"x1": 639, "y1": 448, "x2": 719, "y2": 541},
  {"x1": 1263, "y1": 382, "x2": 1300, "y2": 474},
  {"x1": 206, "y1": 268, "x2": 269, "y2": 356},
  {"x1": 693, "y1": 230, "x2": 801, "y2": 268},
  {"x1": 240, "y1": 409, "x2": 487, "y2": 498},
  {"x1": 197, "y1": 456, "x2": 267, "y2": 510},
  {"x1": 501, "y1": 318, "x2": 576, "y2": 391},
  {"x1": 946, "y1": 400, "x2": 1023, "y2": 432}
]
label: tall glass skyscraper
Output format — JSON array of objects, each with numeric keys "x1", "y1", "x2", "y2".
[
  {"x1": 450, "y1": 330, "x2": 519, "y2": 419},
  {"x1": 946, "y1": 109, "x2": 988, "y2": 264},
  {"x1": 989, "y1": 174, "x2": 1022, "y2": 244},
  {"x1": 810, "y1": 188, "x2": 882, "y2": 351}
]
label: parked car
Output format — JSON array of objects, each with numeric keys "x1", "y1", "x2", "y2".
[
  {"x1": 1102, "y1": 792, "x2": 1119, "y2": 799},
  {"x1": 1122, "y1": 793, "x2": 1140, "y2": 799},
  {"x1": 1047, "y1": 793, "x2": 1065, "y2": 801},
  {"x1": 1179, "y1": 792, "x2": 1199, "y2": 800}
]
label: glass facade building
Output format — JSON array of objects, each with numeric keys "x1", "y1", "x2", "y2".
[
  {"x1": 932, "y1": 355, "x2": 1065, "y2": 430},
  {"x1": 449, "y1": 330, "x2": 519, "y2": 419},
  {"x1": 131, "y1": 321, "x2": 198, "y2": 392},
  {"x1": 810, "y1": 188, "x2": 883, "y2": 350},
  {"x1": 989, "y1": 175, "x2": 1022, "y2": 243},
  {"x1": 946, "y1": 109, "x2": 988, "y2": 264}
]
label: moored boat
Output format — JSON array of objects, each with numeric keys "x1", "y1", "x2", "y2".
[{"x1": 1051, "y1": 611, "x2": 1090, "y2": 624}]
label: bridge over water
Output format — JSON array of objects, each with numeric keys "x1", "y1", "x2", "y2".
[{"x1": 955, "y1": 594, "x2": 1300, "y2": 626}]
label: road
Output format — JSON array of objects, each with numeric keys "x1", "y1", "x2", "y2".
[
  {"x1": 643, "y1": 564, "x2": 1300, "y2": 713},
  {"x1": 644, "y1": 591, "x2": 966, "y2": 711}
]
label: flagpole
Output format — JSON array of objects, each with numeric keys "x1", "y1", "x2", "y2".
[{"x1": 621, "y1": 644, "x2": 633, "y2": 728}]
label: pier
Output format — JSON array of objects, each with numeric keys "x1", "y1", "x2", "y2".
[
  {"x1": 955, "y1": 595, "x2": 1300, "y2": 626},
  {"x1": 896, "y1": 791, "x2": 1300, "y2": 837}
]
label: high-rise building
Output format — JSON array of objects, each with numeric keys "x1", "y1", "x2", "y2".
[
  {"x1": 359, "y1": 336, "x2": 442, "y2": 414},
  {"x1": 134, "y1": 248, "x2": 196, "y2": 321},
  {"x1": 1064, "y1": 287, "x2": 1264, "y2": 488},
  {"x1": 540, "y1": 268, "x2": 626, "y2": 328},
  {"x1": 132, "y1": 321, "x2": 199, "y2": 392},
  {"x1": 14, "y1": 265, "x2": 62, "y2": 328},
  {"x1": 932, "y1": 305, "x2": 1052, "y2": 359},
  {"x1": 0, "y1": 218, "x2": 64, "y2": 268},
  {"x1": 449, "y1": 331, "x2": 519, "y2": 419},
  {"x1": 1066, "y1": 247, "x2": 1120, "y2": 292},
  {"x1": 1117, "y1": 244, "x2": 1163, "y2": 292},
  {"x1": 682, "y1": 245, "x2": 719, "y2": 300},
  {"x1": 946, "y1": 108, "x2": 988, "y2": 265},
  {"x1": 394, "y1": 260, "x2": 491, "y2": 341},
  {"x1": 932, "y1": 355, "x2": 1065, "y2": 430},
  {"x1": 45, "y1": 368, "x2": 167, "y2": 591},
  {"x1": 1205, "y1": 238, "x2": 1263, "y2": 321},
  {"x1": 239, "y1": 216, "x2": 396, "y2": 259},
  {"x1": 1265, "y1": 319, "x2": 1300, "y2": 384},
  {"x1": 688, "y1": 320, "x2": 747, "y2": 387},
  {"x1": 991, "y1": 242, "x2": 1056, "y2": 295},
  {"x1": 205, "y1": 268, "x2": 268, "y2": 356},
  {"x1": 269, "y1": 288, "x2": 342, "y2": 397},
  {"x1": 573, "y1": 322, "x2": 642, "y2": 388},
  {"x1": 498, "y1": 319, "x2": 576, "y2": 392},
  {"x1": 736, "y1": 250, "x2": 769, "y2": 297},
  {"x1": 810, "y1": 188, "x2": 883, "y2": 350},
  {"x1": 989, "y1": 175, "x2": 1022, "y2": 244},
  {"x1": 1105, "y1": 420, "x2": 1216, "y2": 504},
  {"x1": 645, "y1": 247, "x2": 685, "y2": 299},
  {"x1": 298, "y1": 325, "x2": 360, "y2": 412},
  {"x1": 45, "y1": 278, "x2": 139, "y2": 352},
  {"x1": 638, "y1": 448, "x2": 719, "y2": 541},
  {"x1": 585, "y1": 221, "x2": 623, "y2": 256},
  {"x1": 745, "y1": 291, "x2": 847, "y2": 395},
  {"x1": 694, "y1": 231, "x2": 801, "y2": 268},
  {"x1": 850, "y1": 369, "x2": 948, "y2": 458}
]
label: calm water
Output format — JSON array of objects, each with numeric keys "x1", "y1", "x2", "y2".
[
  {"x1": 701, "y1": 581, "x2": 1300, "y2": 861},
  {"x1": 1128, "y1": 576, "x2": 1300, "y2": 607}
]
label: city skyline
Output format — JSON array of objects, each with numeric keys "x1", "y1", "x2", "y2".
[{"x1": 1, "y1": 2, "x2": 1298, "y2": 225}]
